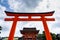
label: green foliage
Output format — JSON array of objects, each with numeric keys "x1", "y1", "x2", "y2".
[
  {"x1": 0, "y1": 26, "x2": 2, "y2": 33},
  {"x1": 3, "y1": 38, "x2": 8, "y2": 40},
  {"x1": 50, "y1": 33, "x2": 56, "y2": 40},
  {"x1": 2, "y1": 38, "x2": 18, "y2": 40},
  {"x1": 0, "y1": 26, "x2": 2, "y2": 30},
  {"x1": 14, "y1": 38, "x2": 18, "y2": 40},
  {"x1": 37, "y1": 31, "x2": 56, "y2": 40}
]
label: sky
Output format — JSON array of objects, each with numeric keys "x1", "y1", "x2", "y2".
[{"x1": 0, "y1": 0, "x2": 60, "y2": 37}]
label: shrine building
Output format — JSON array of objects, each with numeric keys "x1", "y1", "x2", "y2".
[{"x1": 20, "y1": 28, "x2": 39, "y2": 40}]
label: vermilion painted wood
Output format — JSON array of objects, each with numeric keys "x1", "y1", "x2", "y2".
[
  {"x1": 5, "y1": 18, "x2": 55, "y2": 21},
  {"x1": 41, "y1": 16, "x2": 52, "y2": 40},
  {"x1": 8, "y1": 16, "x2": 19, "y2": 40},
  {"x1": 4, "y1": 11, "x2": 55, "y2": 40}
]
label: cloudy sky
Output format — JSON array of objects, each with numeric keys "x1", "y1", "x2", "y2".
[{"x1": 0, "y1": 0, "x2": 60, "y2": 37}]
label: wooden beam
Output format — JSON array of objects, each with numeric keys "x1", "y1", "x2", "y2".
[
  {"x1": 5, "y1": 11, "x2": 55, "y2": 16},
  {"x1": 5, "y1": 18, "x2": 55, "y2": 21}
]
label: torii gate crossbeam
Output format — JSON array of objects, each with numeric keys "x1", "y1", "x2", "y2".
[{"x1": 4, "y1": 11, "x2": 55, "y2": 40}]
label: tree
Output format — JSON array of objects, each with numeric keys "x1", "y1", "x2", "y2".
[
  {"x1": 37, "y1": 31, "x2": 46, "y2": 40},
  {"x1": 50, "y1": 33, "x2": 56, "y2": 40},
  {"x1": 37, "y1": 31, "x2": 56, "y2": 40},
  {"x1": 0, "y1": 26, "x2": 2, "y2": 33},
  {"x1": 42, "y1": 31, "x2": 46, "y2": 40},
  {"x1": 37, "y1": 34, "x2": 43, "y2": 40},
  {"x1": 56, "y1": 34, "x2": 60, "y2": 40}
]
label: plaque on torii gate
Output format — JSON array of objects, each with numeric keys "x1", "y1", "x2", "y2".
[{"x1": 4, "y1": 11, "x2": 55, "y2": 40}]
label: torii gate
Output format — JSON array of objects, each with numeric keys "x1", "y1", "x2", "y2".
[{"x1": 4, "y1": 11, "x2": 55, "y2": 40}]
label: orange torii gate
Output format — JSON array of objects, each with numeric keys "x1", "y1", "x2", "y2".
[{"x1": 5, "y1": 11, "x2": 55, "y2": 40}]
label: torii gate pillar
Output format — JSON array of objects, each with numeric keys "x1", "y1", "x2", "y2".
[{"x1": 4, "y1": 11, "x2": 55, "y2": 40}]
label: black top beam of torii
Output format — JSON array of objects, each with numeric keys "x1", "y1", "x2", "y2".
[{"x1": 5, "y1": 11, "x2": 54, "y2": 16}]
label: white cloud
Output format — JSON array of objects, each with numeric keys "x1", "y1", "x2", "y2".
[
  {"x1": 0, "y1": 5, "x2": 6, "y2": 19},
  {"x1": 8, "y1": 0, "x2": 51, "y2": 12},
  {"x1": 0, "y1": 5, "x2": 13, "y2": 37},
  {"x1": 51, "y1": 27, "x2": 60, "y2": 34},
  {"x1": 0, "y1": 5, "x2": 9, "y2": 37}
]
